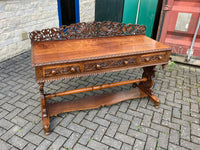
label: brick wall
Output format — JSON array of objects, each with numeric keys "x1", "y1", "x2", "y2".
[{"x1": 0, "y1": 0, "x2": 59, "y2": 62}]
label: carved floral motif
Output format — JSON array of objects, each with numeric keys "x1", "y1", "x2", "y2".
[
  {"x1": 45, "y1": 66, "x2": 80, "y2": 77},
  {"x1": 141, "y1": 55, "x2": 165, "y2": 63},
  {"x1": 29, "y1": 21, "x2": 146, "y2": 41},
  {"x1": 138, "y1": 66, "x2": 156, "y2": 95},
  {"x1": 85, "y1": 57, "x2": 137, "y2": 72}
]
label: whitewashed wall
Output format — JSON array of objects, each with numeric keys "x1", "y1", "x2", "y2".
[
  {"x1": 79, "y1": 0, "x2": 95, "y2": 22},
  {"x1": 0, "y1": 0, "x2": 59, "y2": 62},
  {"x1": 0, "y1": 0, "x2": 96, "y2": 62}
]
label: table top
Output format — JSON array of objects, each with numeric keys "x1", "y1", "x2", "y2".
[{"x1": 31, "y1": 35, "x2": 171, "y2": 67}]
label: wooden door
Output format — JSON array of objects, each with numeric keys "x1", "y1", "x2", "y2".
[
  {"x1": 123, "y1": 0, "x2": 159, "y2": 38},
  {"x1": 95, "y1": 0, "x2": 124, "y2": 22}
]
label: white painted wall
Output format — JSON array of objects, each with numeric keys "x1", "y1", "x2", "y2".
[
  {"x1": 79, "y1": 0, "x2": 95, "y2": 22},
  {"x1": 0, "y1": 0, "x2": 96, "y2": 62},
  {"x1": 0, "y1": 0, "x2": 59, "y2": 62}
]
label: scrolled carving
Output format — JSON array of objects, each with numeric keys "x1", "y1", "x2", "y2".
[
  {"x1": 141, "y1": 54, "x2": 165, "y2": 63},
  {"x1": 29, "y1": 27, "x2": 61, "y2": 42},
  {"x1": 85, "y1": 57, "x2": 137, "y2": 72},
  {"x1": 45, "y1": 66, "x2": 80, "y2": 77},
  {"x1": 138, "y1": 66, "x2": 156, "y2": 95},
  {"x1": 29, "y1": 21, "x2": 146, "y2": 41}
]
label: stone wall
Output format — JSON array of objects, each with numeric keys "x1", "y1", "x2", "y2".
[
  {"x1": 0, "y1": 0, "x2": 59, "y2": 62},
  {"x1": 0, "y1": 0, "x2": 96, "y2": 62},
  {"x1": 79, "y1": 0, "x2": 95, "y2": 22}
]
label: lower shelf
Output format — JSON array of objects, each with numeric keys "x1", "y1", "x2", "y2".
[{"x1": 47, "y1": 87, "x2": 148, "y2": 117}]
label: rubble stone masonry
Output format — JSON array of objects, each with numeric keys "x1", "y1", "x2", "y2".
[
  {"x1": 0, "y1": 0, "x2": 59, "y2": 62},
  {"x1": 0, "y1": 0, "x2": 95, "y2": 62},
  {"x1": 79, "y1": 0, "x2": 95, "y2": 22}
]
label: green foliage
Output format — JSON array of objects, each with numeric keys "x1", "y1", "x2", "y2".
[
  {"x1": 157, "y1": 139, "x2": 160, "y2": 148},
  {"x1": 137, "y1": 126, "x2": 141, "y2": 130},
  {"x1": 17, "y1": 129, "x2": 22, "y2": 132},
  {"x1": 169, "y1": 62, "x2": 175, "y2": 71}
]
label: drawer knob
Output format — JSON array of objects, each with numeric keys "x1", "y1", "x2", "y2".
[
  {"x1": 96, "y1": 64, "x2": 101, "y2": 69},
  {"x1": 158, "y1": 56, "x2": 162, "y2": 60},
  {"x1": 51, "y1": 70, "x2": 56, "y2": 75},
  {"x1": 124, "y1": 60, "x2": 129, "y2": 65},
  {"x1": 70, "y1": 67, "x2": 76, "y2": 73},
  {"x1": 145, "y1": 57, "x2": 150, "y2": 62}
]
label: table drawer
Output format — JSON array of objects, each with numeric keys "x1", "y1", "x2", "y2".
[
  {"x1": 141, "y1": 52, "x2": 166, "y2": 64},
  {"x1": 35, "y1": 51, "x2": 170, "y2": 82},
  {"x1": 84, "y1": 56, "x2": 137, "y2": 72},
  {"x1": 43, "y1": 64, "x2": 81, "y2": 77}
]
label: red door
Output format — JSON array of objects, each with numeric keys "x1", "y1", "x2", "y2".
[{"x1": 159, "y1": 0, "x2": 200, "y2": 57}]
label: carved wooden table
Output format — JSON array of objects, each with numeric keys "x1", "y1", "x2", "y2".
[{"x1": 30, "y1": 21, "x2": 171, "y2": 135}]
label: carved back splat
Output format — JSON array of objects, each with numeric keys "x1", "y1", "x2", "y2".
[{"x1": 29, "y1": 21, "x2": 146, "y2": 41}]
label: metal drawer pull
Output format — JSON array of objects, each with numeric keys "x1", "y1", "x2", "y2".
[
  {"x1": 145, "y1": 57, "x2": 150, "y2": 62},
  {"x1": 158, "y1": 56, "x2": 162, "y2": 60},
  {"x1": 70, "y1": 67, "x2": 76, "y2": 73},
  {"x1": 96, "y1": 64, "x2": 101, "y2": 69},
  {"x1": 124, "y1": 60, "x2": 129, "y2": 65},
  {"x1": 51, "y1": 70, "x2": 56, "y2": 75}
]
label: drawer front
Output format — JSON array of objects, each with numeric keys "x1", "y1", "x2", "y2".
[
  {"x1": 141, "y1": 52, "x2": 166, "y2": 64},
  {"x1": 44, "y1": 65, "x2": 81, "y2": 77},
  {"x1": 35, "y1": 51, "x2": 171, "y2": 82},
  {"x1": 84, "y1": 56, "x2": 137, "y2": 72}
]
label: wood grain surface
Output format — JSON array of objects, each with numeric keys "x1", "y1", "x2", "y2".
[
  {"x1": 32, "y1": 35, "x2": 171, "y2": 66},
  {"x1": 47, "y1": 87, "x2": 147, "y2": 117}
]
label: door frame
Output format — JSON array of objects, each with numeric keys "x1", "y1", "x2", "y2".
[{"x1": 57, "y1": 0, "x2": 80, "y2": 26}]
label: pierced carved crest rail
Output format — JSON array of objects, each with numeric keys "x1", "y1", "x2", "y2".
[{"x1": 29, "y1": 21, "x2": 146, "y2": 41}]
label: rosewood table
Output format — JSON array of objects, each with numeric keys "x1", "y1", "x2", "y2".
[{"x1": 29, "y1": 21, "x2": 171, "y2": 135}]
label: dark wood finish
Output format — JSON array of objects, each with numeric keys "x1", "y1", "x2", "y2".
[
  {"x1": 45, "y1": 77, "x2": 147, "y2": 99},
  {"x1": 29, "y1": 21, "x2": 146, "y2": 42},
  {"x1": 138, "y1": 66, "x2": 160, "y2": 107},
  {"x1": 31, "y1": 35, "x2": 170, "y2": 67},
  {"x1": 30, "y1": 22, "x2": 171, "y2": 135},
  {"x1": 38, "y1": 82, "x2": 50, "y2": 135},
  {"x1": 48, "y1": 87, "x2": 147, "y2": 117}
]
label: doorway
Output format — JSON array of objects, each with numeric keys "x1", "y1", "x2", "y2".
[{"x1": 57, "y1": 0, "x2": 80, "y2": 26}]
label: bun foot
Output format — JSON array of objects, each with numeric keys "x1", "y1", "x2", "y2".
[{"x1": 155, "y1": 105, "x2": 159, "y2": 109}]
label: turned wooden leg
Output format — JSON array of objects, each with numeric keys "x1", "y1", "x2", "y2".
[
  {"x1": 138, "y1": 66, "x2": 160, "y2": 107},
  {"x1": 38, "y1": 82, "x2": 50, "y2": 135}
]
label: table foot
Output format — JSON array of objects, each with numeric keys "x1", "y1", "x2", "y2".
[
  {"x1": 44, "y1": 131, "x2": 51, "y2": 136},
  {"x1": 148, "y1": 93, "x2": 160, "y2": 106}
]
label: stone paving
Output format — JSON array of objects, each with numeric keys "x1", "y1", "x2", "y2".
[{"x1": 0, "y1": 50, "x2": 200, "y2": 150}]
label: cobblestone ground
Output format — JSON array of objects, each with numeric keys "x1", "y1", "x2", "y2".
[{"x1": 0, "y1": 51, "x2": 200, "y2": 150}]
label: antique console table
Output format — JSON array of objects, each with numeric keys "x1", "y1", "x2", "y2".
[{"x1": 30, "y1": 21, "x2": 171, "y2": 135}]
